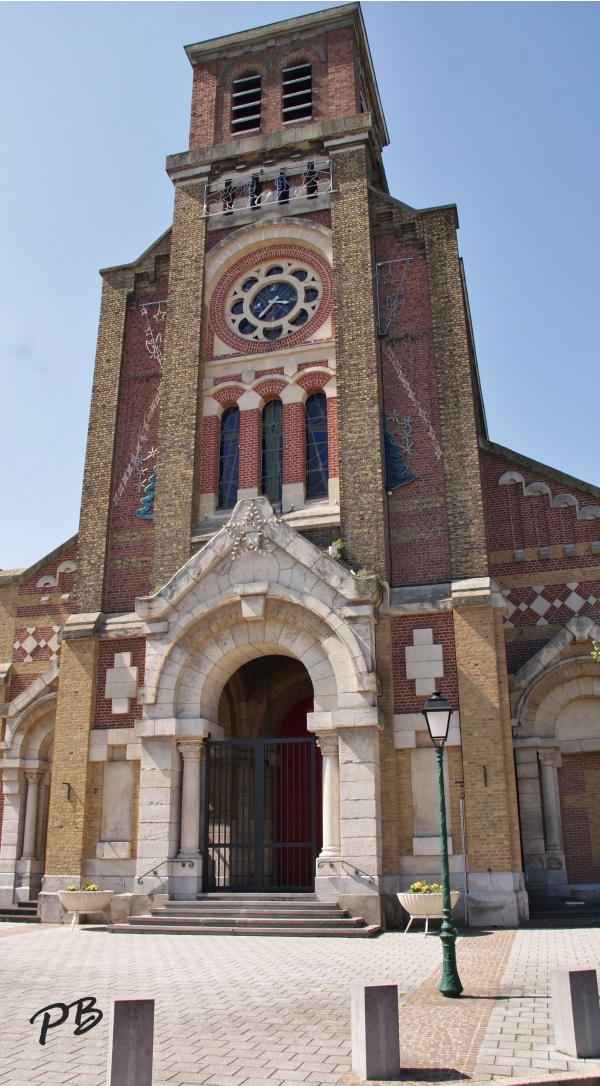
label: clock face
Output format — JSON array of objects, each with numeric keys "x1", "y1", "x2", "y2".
[{"x1": 225, "y1": 259, "x2": 323, "y2": 343}]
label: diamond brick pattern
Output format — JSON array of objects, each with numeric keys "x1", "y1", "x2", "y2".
[
  {"x1": 503, "y1": 580, "x2": 600, "y2": 628},
  {"x1": 12, "y1": 625, "x2": 61, "y2": 663}
]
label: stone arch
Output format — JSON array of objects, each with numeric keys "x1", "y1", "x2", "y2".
[
  {"x1": 7, "y1": 692, "x2": 56, "y2": 760},
  {"x1": 518, "y1": 657, "x2": 600, "y2": 747},
  {"x1": 146, "y1": 593, "x2": 369, "y2": 729}
]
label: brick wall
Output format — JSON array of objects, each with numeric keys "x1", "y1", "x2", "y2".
[
  {"x1": 374, "y1": 221, "x2": 451, "y2": 587},
  {"x1": 331, "y1": 146, "x2": 387, "y2": 577},
  {"x1": 45, "y1": 638, "x2": 98, "y2": 875},
  {"x1": 453, "y1": 605, "x2": 516, "y2": 873},
  {"x1": 559, "y1": 751, "x2": 600, "y2": 883},
  {"x1": 152, "y1": 183, "x2": 207, "y2": 586},
  {"x1": 104, "y1": 277, "x2": 168, "y2": 613},
  {"x1": 482, "y1": 447, "x2": 600, "y2": 673},
  {"x1": 188, "y1": 26, "x2": 357, "y2": 150}
]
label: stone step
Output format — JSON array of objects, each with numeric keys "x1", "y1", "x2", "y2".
[
  {"x1": 108, "y1": 922, "x2": 381, "y2": 937},
  {"x1": 138, "y1": 913, "x2": 364, "y2": 928},
  {"x1": 161, "y1": 903, "x2": 344, "y2": 916},
  {"x1": 0, "y1": 907, "x2": 40, "y2": 924},
  {"x1": 158, "y1": 909, "x2": 347, "y2": 919},
  {"x1": 192, "y1": 893, "x2": 318, "y2": 901}
]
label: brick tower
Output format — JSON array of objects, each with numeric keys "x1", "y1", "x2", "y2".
[{"x1": 3, "y1": 3, "x2": 600, "y2": 928}]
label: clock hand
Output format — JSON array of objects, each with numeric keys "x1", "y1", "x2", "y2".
[{"x1": 258, "y1": 297, "x2": 282, "y2": 319}]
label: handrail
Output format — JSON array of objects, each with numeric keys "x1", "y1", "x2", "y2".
[
  {"x1": 137, "y1": 859, "x2": 194, "y2": 885},
  {"x1": 317, "y1": 858, "x2": 375, "y2": 883}
]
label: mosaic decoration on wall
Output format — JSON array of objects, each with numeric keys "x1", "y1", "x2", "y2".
[
  {"x1": 112, "y1": 300, "x2": 166, "y2": 516},
  {"x1": 376, "y1": 258, "x2": 413, "y2": 335},
  {"x1": 382, "y1": 413, "x2": 416, "y2": 490},
  {"x1": 385, "y1": 344, "x2": 443, "y2": 460}
]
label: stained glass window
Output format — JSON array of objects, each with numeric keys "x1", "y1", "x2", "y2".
[
  {"x1": 219, "y1": 407, "x2": 240, "y2": 509},
  {"x1": 262, "y1": 400, "x2": 283, "y2": 504},
  {"x1": 306, "y1": 392, "x2": 328, "y2": 499}
]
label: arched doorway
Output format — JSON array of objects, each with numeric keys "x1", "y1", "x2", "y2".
[{"x1": 203, "y1": 656, "x2": 323, "y2": 892}]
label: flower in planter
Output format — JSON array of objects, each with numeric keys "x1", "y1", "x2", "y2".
[
  {"x1": 82, "y1": 882, "x2": 100, "y2": 891},
  {"x1": 409, "y1": 881, "x2": 458, "y2": 894}
]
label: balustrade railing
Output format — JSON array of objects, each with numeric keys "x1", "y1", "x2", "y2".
[{"x1": 203, "y1": 159, "x2": 333, "y2": 218}]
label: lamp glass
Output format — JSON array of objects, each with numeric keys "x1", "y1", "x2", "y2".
[{"x1": 422, "y1": 691, "x2": 454, "y2": 747}]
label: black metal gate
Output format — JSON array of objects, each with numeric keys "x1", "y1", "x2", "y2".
[{"x1": 202, "y1": 738, "x2": 318, "y2": 892}]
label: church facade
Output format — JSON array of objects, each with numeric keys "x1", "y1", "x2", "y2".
[{"x1": 2, "y1": 3, "x2": 600, "y2": 929}]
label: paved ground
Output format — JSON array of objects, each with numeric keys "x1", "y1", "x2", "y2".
[{"x1": 0, "y1": 923, "x2": 599, "y2": 1086}]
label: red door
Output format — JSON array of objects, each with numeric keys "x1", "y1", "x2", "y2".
[{"x1": 276, "y1": 699, "x2": 323, "y2": 887}]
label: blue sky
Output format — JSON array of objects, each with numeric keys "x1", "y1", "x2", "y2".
[{"x1": 1, "y1": 1, "x2": 598, "y2": 570}]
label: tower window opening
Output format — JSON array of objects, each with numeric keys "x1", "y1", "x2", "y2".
[
  {"x1": 262, "y1": 400, "x2": 283, "y2": 505},
  {"x1": 219, "y1": 406, "x2": 240, "y2": 509},
  {"x1": 231, "y1": 72, "x2": 262, "y2": 134},
  {"x1": 305, "y1": 393, "x2": 329, "y2": 499},
  {"x1": 282, "y1": 63, "x2": 312, "y2": 124}
]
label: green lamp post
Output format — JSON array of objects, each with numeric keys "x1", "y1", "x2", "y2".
[{"x1": 421, "y1": 690, "x2": 463, "y2": 999}]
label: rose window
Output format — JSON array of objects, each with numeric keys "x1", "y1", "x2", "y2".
[{"x1": 225, "y1": 259, "x2": 322, "y2": 343}]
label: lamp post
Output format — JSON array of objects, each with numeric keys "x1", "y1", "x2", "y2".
[{"x1": 421, "y1": 690, "x2": 463, "y2": 999}]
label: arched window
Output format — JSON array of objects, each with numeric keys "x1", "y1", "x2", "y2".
[
  {"x1": 219, "y1": 407, "x2": 240, "y2": 509},
  {"x1": 262, "y1": 401, "x2": 283, "y2": 504},
  {"x1": 282, "y1": 62, "x2": 312, "y2": 123},
  {"x1": 305, "y1": 393, "x2": 328, "y2": 499},
  {"x1": 231, "y1": 72, "x2": 262, "y2": 134}
]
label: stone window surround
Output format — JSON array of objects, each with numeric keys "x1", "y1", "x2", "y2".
[{"x1": 200, "y1": 369, "x2": 339, "y2": 520}]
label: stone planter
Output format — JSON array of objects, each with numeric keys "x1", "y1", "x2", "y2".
[
  {"x1": 57, "y1": 890, "x2": 114, "y2": 929},
  {"x1": 398, "y1": 890, "x2": 460, "y2": 934}
]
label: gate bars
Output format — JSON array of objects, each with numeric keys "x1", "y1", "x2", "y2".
[{"x1": 202, "y1": 738, "x2": 318, "y2": 892}]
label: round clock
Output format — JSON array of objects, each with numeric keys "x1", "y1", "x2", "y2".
[{"x1": 225, "y1": 259, "x2": 323, "y2": 343}]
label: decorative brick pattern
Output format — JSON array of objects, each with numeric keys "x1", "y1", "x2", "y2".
[
  {"x1": 212, "y1": 385, "x2": 244, "y2": 407},
  {"x1": 254, "y1": 379, "x2": 287, "y2": 402},
  {"x1": 331, "y1": 146, "x2": 387, "y2": 576},
  {"x1": 12, "y1": 626, "x2": 61, "y2": 664},
  {"x1": 283, "y1": 402, "x2": 305, "y2": 485},
  {"x1": 503, "y1": 578, "x2": 600, "y2": 629},
  {"x1": 209, "y1": 245, "x2": 333, "y2": 357},
  {"x1": 152, "y1": 183, "x2": 207, "y2": 586},
  {"x1": 94, "y1": 638, "x2": 145, "y2": 729},
  {"x1": 392, "y1": 614, "x2": 458, "y2": 713},
  {"x1": 559, "y1": 751, "x2": 600, "y2": 883},
  {"x1": 297, "y1": 371, "x2": 332, "y2": 394}
]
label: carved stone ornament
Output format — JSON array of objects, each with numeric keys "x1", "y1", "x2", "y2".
[{"x1": 225, "y1": 499, "x2": 280, "y2": 561}]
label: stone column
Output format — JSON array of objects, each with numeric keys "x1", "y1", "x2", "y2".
[
  {"x1": 177, "y1": 740, "x2": 204, "y2": 858},
  {"x1": 538, "y1": 749, "x2": 564, "y2": 854},
  {"x1": 316, "y1": 734, "x2": 341, "y2": 860},
  {"x1": 21, "y1": 771, "x2": 43, "y2": 860}
]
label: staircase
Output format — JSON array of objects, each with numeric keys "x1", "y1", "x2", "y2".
[
  {"x1": 108, "y1": 893, "x2": 380, "y2": 937},
  {"x1": 524, "y1": 894, "x2": 600, "y2": 927},
  {"x1": 0, "y1": 901, "x2": 40, "y2": 924}
]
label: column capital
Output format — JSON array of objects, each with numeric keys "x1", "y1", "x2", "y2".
[
  {"x1": 538, "y1": 748, "x2": 562, "y2": 768},
  {"x1": 25, "y1": 770, "x2": 44, "y2": 784},
  {"x1": 177, "y1": 739, "x2": 204, "y2": 761},
  {"x1": 316, "y1": 733, "x2": 339, "y2": 757}
]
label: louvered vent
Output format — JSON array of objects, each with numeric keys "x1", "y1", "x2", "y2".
[
  {"x1": 282, "y1": 63, "x2": 312, "y2": 124},
  {"x1": 231, "y1": 73, "x2": 262, "y2": 135}
]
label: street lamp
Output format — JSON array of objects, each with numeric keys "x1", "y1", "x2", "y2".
[{"x1": 421, "y1": 690, "x2": 463, "y2": 999}]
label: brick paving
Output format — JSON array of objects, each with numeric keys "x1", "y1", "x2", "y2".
[{"x1": 0, "y1": 924, "x2": 599, "y2": 1086}]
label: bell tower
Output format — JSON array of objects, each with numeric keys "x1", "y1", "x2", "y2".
[{"x1": 149, "y1": 2, "x2": 391, "y2": 585}]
